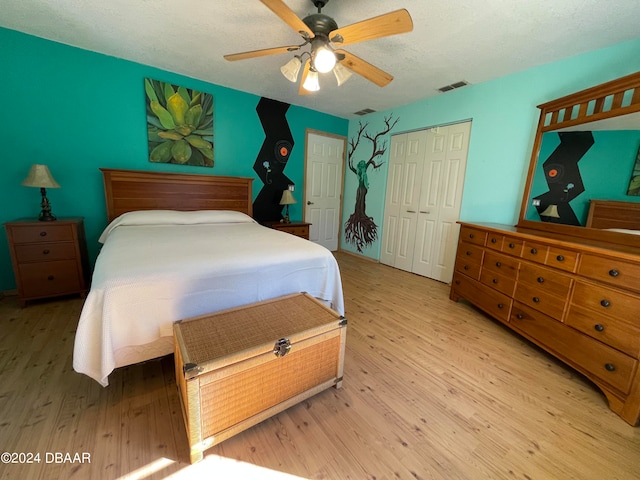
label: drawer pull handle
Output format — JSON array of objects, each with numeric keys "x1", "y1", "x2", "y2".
[
  {"x1": 497, "y1": 303, "x2": 504, "y2": 309},
  {"x1": 605, "y1": 363, "x2": 616, "y2": 372},
  {"x1": 509, "y1": 243, "x2": 515, "y2": 249},
  {"x1": 537, "y1": 277, "x2": 544, "y2": 283},
  {"x1": 469, "y1": 233, "x2": 474, "y2": 239},
  {"x1": 516, "y1": 313, "x2": 524, "y2": 320},
  {"x1": 492, "y1": 278, "x2": 498, "y2": 284},
  {"x1": 530, "y1": 248, "x2": 537, "y2": 254},
  {"x1": 455, "y1": 280, "x2": 460, "y2": 285},
  {"x1": 495, "y1": 261, "x2": 501, "y2": 267},
  {"x1": 466, "y1": 251, "x2": 471, "y2": 256},
  {"x1": 594, "y1": 324, "x2": 605, "y2": 332},
  {"x1": 463, "y1": 265, "x2": 469, "y2": 270},
  {"x1": 600, "y1": 299, "x2": 610, "y2": 307},
  {"x1": 556, "y1": 255, "x2": 564, "y2": 261},
  {"x1": 532, "y1": 296, "x2": 540, "y2": 303},
  {"x1": 609, "y1": 269, "x2": 619, "y2": 277},
  {"x1": 40, "y1": 231, "x2": 47, "y2": 237},
  {"x1": 43, "y1": 249, "x2": 50, "y2": 255},
  {"x1": 491, "y1": 238, "x2": 497, "y2": 244},
  {"x1": 47, "y1": 275, "x2": 55, "y2": 281}
]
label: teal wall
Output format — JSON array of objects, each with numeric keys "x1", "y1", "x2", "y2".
[
  {"x1": 526, "y1": 130, "x2": 640, "y2": 224},
  {"x1": 340, "y1": 38, "x2": 640, "y2": 259},
  {"x1": 0, "y1": 27, "x2": 347, "y2": 291}
]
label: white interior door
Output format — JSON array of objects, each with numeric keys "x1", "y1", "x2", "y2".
[
  {"x1": 380, "y1": 134, "x2": 406, "y2": 266},
  {"x1": 304, "y1": 131, "x2": 345, "y2": 251}
]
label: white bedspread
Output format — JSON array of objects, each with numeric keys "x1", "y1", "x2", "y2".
[{"x1": 73, "y1": 210, "x2": 344, "y2": 386}]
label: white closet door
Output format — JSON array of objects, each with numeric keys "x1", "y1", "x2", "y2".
[
  {"x1": 382, "y1": 122, "x2": 471, "y2": 283},
  {"x1": 380, "y1": 134, "x2": 406, "y2": 266},
  {"x1": 412, "y1": 122, "x2": 471, "y2": 282}
]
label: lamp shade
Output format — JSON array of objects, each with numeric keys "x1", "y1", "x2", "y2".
[
  {"x1": 333, "y1": 62, "x2": 353, "y2": 86},
  {"x1": 21, "y1": 164, "x2": 60, "y2": 188},
  {"x1": 302, "y1": 69, "x2": 320, "y2": 92},
  {"x1": 280, "y1": 56, "x2": 302, "y2": 83},
  {"x1": 280, "y1": 190, "x2": 296, "y2": 205},
  {"x1": 540, "y1": 204, "x2": 560, "y2": 218}
]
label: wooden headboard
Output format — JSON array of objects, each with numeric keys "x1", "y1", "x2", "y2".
[
  {"x1": 101, "y1": 168, "x2": 254, "y2": 222},
  {"x1": 586, "y1": 199, "x2": 640, "y2": 231}
]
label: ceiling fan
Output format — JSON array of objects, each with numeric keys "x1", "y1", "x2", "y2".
[{"x1": 224, "y1": 0, "x2": 413, "y2": 95}]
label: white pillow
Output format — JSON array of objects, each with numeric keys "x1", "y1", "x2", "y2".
[{"x1": 99, "y1": 210, "x2": 255, "y2": 243}]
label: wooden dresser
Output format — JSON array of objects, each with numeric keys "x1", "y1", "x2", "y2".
[
  {"x1": 450, "y1": 222, "x2": 640, "y2": 425},
  {"x1": 5, "y1": 218, "x2": 90, "y2": 307}
]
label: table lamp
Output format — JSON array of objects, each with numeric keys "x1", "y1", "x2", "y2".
[
  {"x1": 280, "y1": 189, "x2": 296, "y2": 224},
  {"x1": 21, "y1": 164, "x2": 61, "y2": 221}
]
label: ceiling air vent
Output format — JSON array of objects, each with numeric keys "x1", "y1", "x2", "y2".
[
  {"x1": 353, "y1": 108, "x2": 376, "y2": 116},
  {"x1": 437, "y1": 80, "x2": 470, "y2": 93}
]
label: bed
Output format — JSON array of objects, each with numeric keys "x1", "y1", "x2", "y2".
[
  {"x1": 73, "y1": 169, "x2": 344, "y2": 387},
  {"x1": 585, "y1": 199, "x2": 640, "y2": 234}
]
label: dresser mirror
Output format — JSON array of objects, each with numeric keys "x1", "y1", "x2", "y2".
[{"x1": 516, "y1": 71, "x2": 640, "y2": 249}]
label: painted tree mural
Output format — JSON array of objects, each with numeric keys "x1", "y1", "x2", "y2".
[{"x1": 344, "y1": 115, "x2": 398, "y2": 252}]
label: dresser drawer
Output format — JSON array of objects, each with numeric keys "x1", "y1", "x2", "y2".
[
  {"x1": 579, "y1": 254, "x2": 640, "y2": 293},
  {"x1": 14, "y1": 242, "x2": 77, "y2": 263},
  {"x1": 483, "y1": 251, "x2": 519, "y2": 280},
  {"x1": 18, "y1": 260, "x2": 82, "y2": 298},
  {"x1": 518, "y1": 262, "x2": 573, "y2": 297},
  {"x1": 511, "y1": 302, "x2": 637, "y2": 394},
  {"x1": 567, "y1": 281, "x2": 640, "y2": 357},
  {"x1": 452, "y1": 273, "x2": 512, "y2": 323},
  {"x1": 486, "y1": 232, "x2": 504, "y2": 251},
  {"x1": 514, "y1": 282, "x2": 567, "y2": 319},
  {"x1": 282, "y1": 225, "x2": 309, "y2": 238},
  {"x1": 502, "y1": 236, "x2": 524, "y2": 256},
  {"x1": 480, "y1": 269, "x2": 516, "y2": 297},
  {"x1": 459, "y1": 226, "x2": 487, "y2": 246},
  {"x1": 521, "y1": 241, "x2": 549, "y2": 263},
  {"x1": 545, "y1": 246, "x2": 579, "y2": 273},
  {"x1": 8, "y1": 224, "x2": 75, "y2": 244},
  {"x1": 454, "y1": 255, "x2": 482, "y2": 281}
]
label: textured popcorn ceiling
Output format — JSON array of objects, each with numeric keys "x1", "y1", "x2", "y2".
[{"x1": 2, "y1": 0, "x2": 640, "y2": 118}]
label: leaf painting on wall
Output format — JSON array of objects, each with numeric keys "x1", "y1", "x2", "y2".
[
  {"x1": 627, "y1": 143, "x2": 640, "y2": 196},
  {"x1": 145, "y1": 78, "x2": 214, "y2": 167}
]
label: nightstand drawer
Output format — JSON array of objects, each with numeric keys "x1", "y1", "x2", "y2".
[
  {"x1": 9, "y1": 224, "x2": 75, "y2": 244},
  {"x1": 19, "y1": 260, "x2": 82, "y2": 298},
  {"x1": 14, "y1": 242, "x2": 77, "y2": 263},
  {"x1": 284, "y1": 225, "x2": 309, "y2": 238}
]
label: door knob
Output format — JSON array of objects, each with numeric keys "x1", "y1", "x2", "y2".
[{"x1": 307, "y1": 201, "x2": 314, "y2": 205}]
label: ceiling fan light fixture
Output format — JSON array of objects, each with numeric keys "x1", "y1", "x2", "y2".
[
  {"x1": 280, "y1": 56, "x2": 303, "y2": 82},
  {"x1": 333, "y1": 62, "x2": 352, "y2": 86},
  {"x1": 313, "y1": 45, "x2": 336, "y2": 73},
  {"x1": 303, "y1": 68, "x2": 320, "y2": 92}
]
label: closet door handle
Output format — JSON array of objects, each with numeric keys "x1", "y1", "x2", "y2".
[
  {"x1": 406, "y1": 210, "x2": 416, "y2": 213},
  {"x1": 419, "y1": 210, "x2": 430, "y2": 214}
]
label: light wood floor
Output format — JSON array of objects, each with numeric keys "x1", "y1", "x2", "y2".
[{"x1": 1, "y1": 252, "x2": 639, "y2": 480}]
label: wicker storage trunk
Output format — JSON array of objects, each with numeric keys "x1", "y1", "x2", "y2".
[{"x1": 173, "y1": 292, "x2": 347, "y2": 463}]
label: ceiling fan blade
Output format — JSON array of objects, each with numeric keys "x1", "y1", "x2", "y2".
[
  {"x1": 336, "y1": 50, "x2": 393, "y2": 87},
  {"x1": 298, "y1": 59, "x2": 313, "y2": 96},
  {"x1": 330, "y1": 9, "x2": 413, "y2": 46},
  {"x1": 260, "y1": 0, "x2": 314, "y2": 38},
  {"x1": 224, "y1": 45, "x2": 300, "y2": 61}
]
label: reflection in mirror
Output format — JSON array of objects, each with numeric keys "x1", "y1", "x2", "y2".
[{"x1": 525, "y1": 125, "x2": 640, "y2": 226}]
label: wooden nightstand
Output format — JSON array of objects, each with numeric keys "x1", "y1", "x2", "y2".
[
  {"x1": 4, "y1": 218, "x2": 90, "y2": 307},
  {"x1": 264, "y1": 221, "x2": 311, "y2": 240}
]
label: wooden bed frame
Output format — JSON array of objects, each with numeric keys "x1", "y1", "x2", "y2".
[
  {"x1": 586, "y1": 199, "x2": 640, "y2": 231},
  {"x1": 101, "y1": 168, "x2": 254, "y2": 222}
]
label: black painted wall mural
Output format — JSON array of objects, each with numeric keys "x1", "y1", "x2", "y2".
[
  {"x1": 253, "y1": 98, "x2": 294, "y2": 223},
  {"x1": 344, "y1": 115, "x2": 399, "y2": 252},
  {"x1": 534, "y1": 131, "x2": 594, "y2": 225}
]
